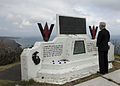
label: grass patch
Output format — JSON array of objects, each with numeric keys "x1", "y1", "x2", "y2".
[
  {"x1": 15, "y1": 79, "x2": 62, "y2": 86},
  {"x1": 112, "y1": 61, "x2": 120, "y2": 69},
  {"x1": 0, "y1": 80, "x2": 15, "y2": 86},
  {"x1": 114, "y1": 55, "x2": 120, "y2": 58},
  {"x1": 64, "y1": 73, "x2": 100, "y2": 86},
  {"x1": 0, "y1": 80, "x2": 36, "y2": 86},
  {"x1": 14, "y1": 79, "x2": 36, "y2": 86},
  {"x1": 0, "y1": 79, "x2": 61, "y2": 86},
  {"x1": 0, "y1": 61, "x2": 20, "y2": 71}
]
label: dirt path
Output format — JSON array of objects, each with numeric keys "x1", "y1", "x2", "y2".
[{"x1": 0, "y1": 64, "x2": 21, "y2": 81}]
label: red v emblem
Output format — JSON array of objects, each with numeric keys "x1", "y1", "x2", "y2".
[
  {"x1": 89, "y1": 25, "x2": 98, "y2": 39},
  {"x1": 38, "y1": 22, "x2": 54, "y2": 42}
]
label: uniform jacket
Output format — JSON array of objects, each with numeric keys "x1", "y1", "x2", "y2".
[{"x1": 97, "y1": 28, "x2": 110, "y2": 51}]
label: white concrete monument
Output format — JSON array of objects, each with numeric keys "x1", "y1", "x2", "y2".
[{"x1": 21, "y1": 14, "x2": 114, "y2": 84}]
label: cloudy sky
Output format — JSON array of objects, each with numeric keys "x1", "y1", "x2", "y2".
[{"x1": 0, "y1": 0, "x2": 120, "y2": 37}]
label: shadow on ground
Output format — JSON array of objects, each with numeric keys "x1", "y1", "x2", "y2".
[{"x1": 0, "y1": 64, "x2": 21, "y2": 81}]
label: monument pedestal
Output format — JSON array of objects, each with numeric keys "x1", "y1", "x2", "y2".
[{"x1": 21, "y1": 15, "x2": 114, "y2": 84}]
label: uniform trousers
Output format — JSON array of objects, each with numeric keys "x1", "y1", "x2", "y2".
[{"x1": 98, "y1": 51, "x2": 108, "y2": 74}]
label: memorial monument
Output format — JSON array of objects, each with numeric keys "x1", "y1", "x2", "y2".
[{"x1": 21, "y1": 14, "x2": 114, "y2": 84}]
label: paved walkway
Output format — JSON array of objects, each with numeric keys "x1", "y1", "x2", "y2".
[
  {"x1": 75, "y1": 69, "x2": 120, "y2": 86},
  {"x1": 0, "y1": 64, "x2": 21, "y2": 81}
]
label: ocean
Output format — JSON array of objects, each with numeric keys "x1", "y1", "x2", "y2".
[
  {"x1": 14, "y1": 35, "x2": 120, "y2": 49},
  {"x1": 14, "y1": 36, "x2": 55, "y2": 48}
]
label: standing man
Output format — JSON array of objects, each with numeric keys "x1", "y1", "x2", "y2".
[{"x1": 97, "y1": 22, "x2": 110, "y2": 74}]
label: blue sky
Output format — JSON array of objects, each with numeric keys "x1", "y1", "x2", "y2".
[{"x1": 0, "y1": 0, "x2": 120, "y2": 37}]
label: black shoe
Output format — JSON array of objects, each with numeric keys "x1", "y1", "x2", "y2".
[
  {"x1": 104, "y1": 72, "x2": 108, "y2": 74},
  {"x1": 105, "y1": 71, "x2": 108, "y2": 74},
  {"x1": 97, "y1": 71, "x2": 100, "y2": 73},
  {"x1": 97, "y1": 71, "x2": 105, "y2": 74}
]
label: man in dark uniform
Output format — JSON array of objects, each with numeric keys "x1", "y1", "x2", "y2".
[{"x1": 97, "y1": 22, "x2": 110, "y2": 74}]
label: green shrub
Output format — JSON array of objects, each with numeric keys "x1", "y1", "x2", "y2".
[{"x1": 0, "y1": 39, "x2": 23, "y2": 66}]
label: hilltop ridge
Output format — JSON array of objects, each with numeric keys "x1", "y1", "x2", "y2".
[{"x1": 0, "y1": 38, "x2": 23, "y2": 65}]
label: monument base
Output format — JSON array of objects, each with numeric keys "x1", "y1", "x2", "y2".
[
  {"x1": 34, "y1": 56, "x2": 112, "y2": 84},
  {"x1": 21, "y1": 35, "x2": 114, "y2": 84}
]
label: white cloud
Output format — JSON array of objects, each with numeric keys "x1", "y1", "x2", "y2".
[
  {"x1": 73, "y1": 7, "x2": 89, "y2": 16},
  {"x1": 6, "y1": 13, "x2": 13, "y2": 19},
  {"x1": 116, "y1": 19, "x2": 120, "y2": 23},
  {"x1": 19, "y1": 19, "x2": 32, "y2": 29},
  {"x1": 13, "y1": 22, "x2": 19, "y2": 25},
  {"x1": 21, "y1": 20, "x2": 31, "y2": 26},
  {"x1": 0, "y1": 0, "x2": 120, "y2": 36},
  {"x1": 0, "y1": 27, "x2": 8, "y2": 30}
]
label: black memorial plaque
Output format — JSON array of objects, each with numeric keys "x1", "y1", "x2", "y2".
[
  {"x1": 73, "y1": 40, "x2": 85, "y2": 54},
  {"x1": 59, "y1": 16, "x2": 86, "y2": 34}
]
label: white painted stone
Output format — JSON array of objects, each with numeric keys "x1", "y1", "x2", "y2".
[
  {"x1": 21, "y1": 14, "x2": 114, "y2": 84},
  {"x1": 21, "y1": 35, "x2": 114, "y2": 84},
  {"x1": 75, "y1": 77, "x2": 119, "y2": 86},
  {"x1": 104, "y1": 69, "x2": 120, "y2": 83},
  {"x1": 108, "y1": 42, "x2": 114, "y2": 61}
]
